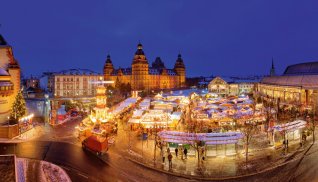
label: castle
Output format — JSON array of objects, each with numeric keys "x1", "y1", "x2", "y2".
[
  {"x1": 0, "y1": 34, "x2": 21, "y2": 123},
  {"x1": 103, "y1": 43, "x2": 186, "y2": 91}
]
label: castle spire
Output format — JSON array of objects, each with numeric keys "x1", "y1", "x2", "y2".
[
  {"x1": 175, "y1": 53, "x2": 185, "y2": 67},
  {"x1": 137, "y1": 41, "x2": 143, "y2": 50},
  {"x1": 132, "y1": 42, "x2": 148, "y2": 64},
  {"x1": 106, "y1": 54, "x2": 112, "y2": 64},
  {"x1": 0, "y1": 34, "x2": 8, "y2": 45}
]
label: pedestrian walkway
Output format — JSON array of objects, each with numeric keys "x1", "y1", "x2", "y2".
[
  {"x1": 0, "y1": 117, "x2": 82, "y2": 145},
  {"x1": 115, "y1": 122, "x2": 314, "y2": 178}
]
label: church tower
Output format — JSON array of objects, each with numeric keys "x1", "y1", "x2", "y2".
[
  {"x1": 174, "y1": 53, "x2": 186, "y2": 87},
  {"x1": 103, "y1": 54, "x2": 114, "y2": 81},
  {"x1": 270, "y1": 57, "x2": 276, "y2": 76},
  {"x1": 131, "y1": 42, "x2": 149, "y2": 90}
]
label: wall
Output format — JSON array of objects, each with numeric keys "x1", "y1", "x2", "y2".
[{"x1": 0, "y1": 47, "x2": 11, "y2": 69}]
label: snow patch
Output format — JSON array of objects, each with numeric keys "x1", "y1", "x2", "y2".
[
  {"x1": 16, "y1": 158, "x2": 71, "y2": 182},
  {"x1": 40, "y1": 161, "x2": 71, "y2": 182}
]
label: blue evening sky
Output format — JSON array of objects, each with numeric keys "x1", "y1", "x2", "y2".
[{"x1": 1, "y1": 0, "x2": 318, "y2": 77}]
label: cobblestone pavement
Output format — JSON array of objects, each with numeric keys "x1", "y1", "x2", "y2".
[
  {"x1": 113, "y1": 116, "x2": 314, "y2": 179},
  {"x1": 2, "y1": 113, "x2": 314, "y2": 181}
]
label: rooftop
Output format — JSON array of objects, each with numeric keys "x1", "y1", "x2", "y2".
[
  {"x1": 46, "y1": 68, "x2": 101, "y2": 76},
  {"x1": 261, "y1": 61, "x2": 318, "y2": 89},
  {"x1": 0, "y1": 68, "x2": 9, "y2": 76},
  {"x1": 261, "y1": 75, "x2": 318, "y2": 89},
  {"x1": 284, "y1": 61, "x2": 318, "y2": 76},
  {"x1": 0, "y1": 34, "x2": 8, "y2": 46}
]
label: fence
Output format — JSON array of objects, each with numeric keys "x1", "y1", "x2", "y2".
[{"x1": 0, "y1": 124, "x2": 19, "y2": 138}]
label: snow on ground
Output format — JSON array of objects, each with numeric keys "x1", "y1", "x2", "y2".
[
  {"x1": 16, "y1": 158, "x2": 71, "y2": 182},
  {"x1": 40, "y1": 161, "x2": 71, "y2": 182}
]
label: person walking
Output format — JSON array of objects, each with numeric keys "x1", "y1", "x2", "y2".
[
  {"x1": 181, "y1": 146, "x2": 184, "y2": 160},
  {"x1": 175, "y1": 147, "x2": 178, "y2": 157},
  {"x1": 184, "y1": 148, "x2": 188, "y2": 159},
  {"x1": 168, "y1": 152, "x2": 173, "y2": 169},
  {"x1": 161, "y1": 149, "x2": 165, "y2": 163},
  {"x1": 167, "y1": 147, "x2": 170, "y2": 154}
]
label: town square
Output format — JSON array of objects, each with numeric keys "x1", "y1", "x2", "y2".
[{"x1": 0, "y1": 1, "x2": 318, "y2": 182}]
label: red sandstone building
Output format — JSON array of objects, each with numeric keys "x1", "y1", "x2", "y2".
[{"x1": 103, "y1": 43, "x2": 186, "y2": 91}]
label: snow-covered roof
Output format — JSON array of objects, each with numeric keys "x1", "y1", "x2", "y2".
[
  {"x1": 261, "y1": 75, "x2": 318, "y2": 89},
  {"x1": 0, "y1": 68, "x2": 9, "y2": 76},
  {"x1": 48, "y1": 68, "x2": 101, "y2": 76},
  {"x1": 149, "y1": 68, "x2": 160, "y2": 75},
  {"x1": 158, "y1": 131, "x2": 243, "y2": 145},
  {"x1": 148, "y1": 68, "x2": 177, "y2": 75},
  {"x1": 284, "y1": 61, "x2": 318, "y2": 75},
  {"x1": 166, "y1": 69, "x2": 177, "y2": 75},
  {"x1": 112, "y1": 68, "x2": 132, "y2": 75}
]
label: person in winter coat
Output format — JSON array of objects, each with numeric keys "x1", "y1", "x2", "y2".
[
  {"x1": 175, "y1": 148, "x2": 178, "y2": 157},
  {"x1": 168, "y1": 153, "x2": 173, "y2": 169},
  {"x1": 184, "y1": 148, "x2": 188, "y2": 159}
]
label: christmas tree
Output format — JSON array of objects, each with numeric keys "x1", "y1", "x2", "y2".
[{"x1": 10, "y1": 90, "x2": 26, "y2": 121}]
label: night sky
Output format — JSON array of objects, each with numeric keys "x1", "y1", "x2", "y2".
[{"x1": 1, "y1": 0, "x2": 318, "y2": 77}]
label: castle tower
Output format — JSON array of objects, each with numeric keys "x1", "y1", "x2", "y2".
[
  {"x1": 270, "y1": 57, "x2": 276, "y2": 76},
  {"x1": 7, "y1": 50, "x2": 20, "y2": 97},
  {"x1": 131, "y1": 42, "x2": 149, "y2": 90},
  {"x1": 103, "y1": 54, "x2": 114, "y2": 80},
  {"x1": 0, "y1": 34, "x2": 20, "y2": 123},
  {"x1": 174, "y1": 53, "x2": 186, "y2": 87}
]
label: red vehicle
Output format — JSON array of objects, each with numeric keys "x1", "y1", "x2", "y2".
[{"x1": 82, "y1": 135, "x2": 108, "y2": 156}]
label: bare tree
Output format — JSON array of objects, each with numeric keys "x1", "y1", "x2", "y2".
[
  {"x1": 240, "y1": 122, "x2": 259, "y2": 166},
  {"x1": 310, "y1": 102, "x2": 316, "y2": 144},
  {"x1": 185, "y1": 117, "x2": 206, "y2": 168},
  {"x1": 264, "y1": 103, "x2": 274, "y2": 142},
  {"x1": 185, "y1": 94, "x2": 206, "y2": 168},
  {"x1": 187, "y1": 133, "x2": 204, "y2": 168},
  {"x1": 154, "y1": 132, "x2": 165, "y2": 164}
]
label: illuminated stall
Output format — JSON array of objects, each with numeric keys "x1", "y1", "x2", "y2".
[{"x1": 158, "y1": 131, "x2": 243, "y2": 157}]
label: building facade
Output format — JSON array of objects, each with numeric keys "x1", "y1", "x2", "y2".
[
  {"x1": 24, "y1": 75, "x2": 40, "y2": 89},
  {"x1": 47, "y1": 69, "x2": 103, "y2": 98},
  {"x1": 0, "y1": 34, "x2": 21, "y2": 123},
  {"x1": 208, "y1": 77, "x2": 256, "y2": 96},
  {"x1": 257, "y1": 61, "x2": 318, "y2": 106},
  {"x1": 103, "y1": 43, "x2": 186, "y2": 91}
]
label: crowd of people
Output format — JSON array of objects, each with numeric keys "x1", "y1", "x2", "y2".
[{"x1": 161, "y1": 146, "x2": 189, "y2": 169}]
